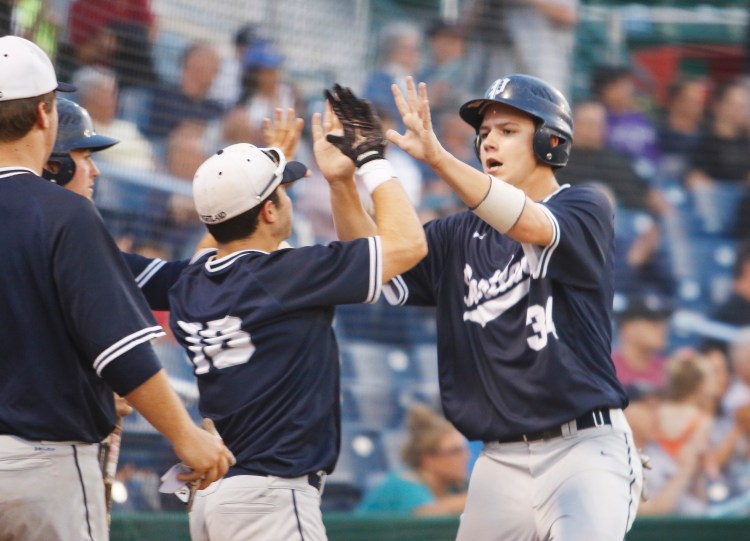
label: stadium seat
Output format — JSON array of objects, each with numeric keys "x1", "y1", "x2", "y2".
[
  {"x1": 339, "y1": 339, "x2": 420, "y2": 386},
  {"x1": 340, "y1": 382, "x2": 405, "y2": 429},
  {"x1": 328, "y1": 424, "x2": 388, "y2": 493}
]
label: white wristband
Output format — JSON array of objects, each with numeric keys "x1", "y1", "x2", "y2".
[
  {"x1": 355, "y1": 159, "x2": 396, "y2": 195},
  {"x1": 471, "y1": 175, "x2": 527, "y2": 234}
]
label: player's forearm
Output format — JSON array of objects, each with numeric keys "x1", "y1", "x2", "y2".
[
  {"x1": 432, "y1": 152, "x2": 554, "y2": 244},
  {"x1": 371, "y1": 179, "x2": 427, "y2": 283},
  {"x1": 328, "y1": 178, "x2": 378, "y2": 241},
  {"x1": 124, "y1": 369, "x2": 198, "y2": 447},
  {"x1": 431, "y1": 150, "x2": 495, "y2": 208}
]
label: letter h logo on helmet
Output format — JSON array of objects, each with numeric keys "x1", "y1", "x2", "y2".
[{"x1": 486, "y1": 78, "x2": 510, "y2": 100}]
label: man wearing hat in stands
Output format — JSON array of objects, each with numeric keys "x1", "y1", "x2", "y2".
[{"x1": 612, "y1": 294, "x2": 674, "y2": 387}]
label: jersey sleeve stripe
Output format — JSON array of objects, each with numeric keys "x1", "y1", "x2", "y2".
[
  {"x1": 364, "y1": 236, "x2": 383, "y2": 304},
  {"x1": 382, "y1": 275, "x2": 408, "y2": 305},
  {"x1": 532, "y1": 205, "x2": 560, "y2": 279},
  {"x1": 93, "y1": 325, "x2": 166, "y2": 375},
  {"x1": 135, "y1": 259, "x2": 167, "y2": 288}
]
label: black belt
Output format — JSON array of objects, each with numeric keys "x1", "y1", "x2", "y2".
[
  {"x1": 307, "y1": 472, "x2": 324, "y2": 491},
  {"x1": 498, "y1": 409, "x2": 611, "y2": 444}
]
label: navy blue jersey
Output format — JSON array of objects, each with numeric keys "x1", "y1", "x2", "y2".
[
  {"x1": 122, "y1": 252, "x2": 189, "y2": 310},
  {"x1": 0, "y1": 168, "x2": 164, "y2": 442},
  {"x1": 385, "y1": 184, "x2": 627, "y2": 442},
  {"x1": 169, "y1": 238, "x2": 382, "y2": 478}
]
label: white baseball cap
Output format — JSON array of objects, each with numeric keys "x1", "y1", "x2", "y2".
[
  {"x1": 193, "y1": 143, "x2": 308, "y2": 224},
  {"x1": 0, "y1": 36, "x2": 75, "y2": 101}
]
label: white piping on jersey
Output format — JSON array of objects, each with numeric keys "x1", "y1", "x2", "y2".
[
  {"x1": 364, "y1": 236, "x2": 383, "y2": 304},
  {"x1": 542, "y1": 184, "x2": 571, "y2": 202},
  {"x1": 93, "y1": 325, "x2": 166, "y2": 375},
  {"x1": 134, "y1": 258, "x2": 167, "y2": 288},
  {"x1": 521, "y1": 185, "x2": 568, "y2": 280},
  {"x1": 383, "y1": 275, "x2": 408, "y2": 305},
  {"x1": 525, "y1": 205, "x2": 560, "y2": 280},
  {"x1": 204, "y1": 250, "x2": 262, "y2": 272},
  {"x1": 0, "y1": 167, "x2": 36, "y2": 178}
]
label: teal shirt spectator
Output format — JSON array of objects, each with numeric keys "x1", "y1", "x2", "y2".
[{"x1": 356, "y1": 469, "x2": 435, "y2": 514}]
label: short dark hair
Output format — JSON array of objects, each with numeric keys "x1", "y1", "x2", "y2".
[
  {"x1": 206, "y1": 189, "x2": 280, "y2": 244},
  {"x1": 591, "y1": 65, "x2": 631, "y2": 98},
  {"x1": 0, "y1": 92, "x2": 55, "y2": 142}
]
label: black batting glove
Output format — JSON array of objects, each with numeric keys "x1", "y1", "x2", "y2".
[{"x1": 324, "y1": 83, "x2": 387, "y2": 168}]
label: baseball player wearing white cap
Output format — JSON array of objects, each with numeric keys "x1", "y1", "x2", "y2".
[
  {"x1": 168, "y1": 90, "x2": 426, "y2": 540},
  {"x1": 0, "y1": 36, "x2": 233, "y2": 541}
]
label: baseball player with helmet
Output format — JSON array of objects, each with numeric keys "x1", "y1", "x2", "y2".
[
  {"x1": 328, "y1": 75, "x2": 643, "y2": 540},
  {"x1": 0, "y1": 36, "x2": 234, "y2": 541},
  {"x1": 167, "y1": 90, "x2": 426, "y2": 541}
]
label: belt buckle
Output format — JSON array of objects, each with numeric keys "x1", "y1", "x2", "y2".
[{"x1": 592, "y1": 409, "x2": 606, "y2": 427}]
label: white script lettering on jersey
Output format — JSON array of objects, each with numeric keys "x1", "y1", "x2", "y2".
[
  {"x1": 177, "y1": 316, "x2": 255, "y2": 374},
  {"x1": 462, "y1": 258, "x2": 530, "y2": 327}
]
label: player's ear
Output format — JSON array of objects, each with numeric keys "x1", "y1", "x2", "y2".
[
  {"x1": 45, "y1": 160, "x2": 61, "y2": 174},
  {"x1": 550, "y1": 134, "x2": 560, "y2": 148},
  {"x1": 259, "y1": 198, "x2": 277, "y2": 223},
  {"x1": 37, "y1": 100, "x2": 52, "y2": 129}
]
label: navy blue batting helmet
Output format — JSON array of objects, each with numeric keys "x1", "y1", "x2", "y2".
[
  {"x1": 43, "y1": 98, "x2": 119, "y2": 186},
  {"x1": 459, "y1": 74, "x2": 573, "y2": 168}
]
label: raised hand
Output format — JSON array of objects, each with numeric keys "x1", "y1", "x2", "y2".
[
  {"x1": 387, "y1": 76, "x2": 446, "y2": 168},
  {"x1": 263, "y1": 107, "x2": 304, "y2": 159},
  {"x1": 311, "y1": 100, "x2": 356, "y2": 183},
  {"x1": 324, "y1": 84, "x2": 387, "y2": 167}
]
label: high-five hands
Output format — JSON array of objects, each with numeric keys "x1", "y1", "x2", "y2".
[
  {"x1": 263, "y1": 107, "x2": 304, "y2": 160},
  {"x1": 311, "y1": 98, "x2": 356, "y2": 183},
  {"x1": 387, "y1": 76, "x2": 446, "y2": 169},
  {"x1": 324, "y1": 84, "x2": 387, "y2": 167}
]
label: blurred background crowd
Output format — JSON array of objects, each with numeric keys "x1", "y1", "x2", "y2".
[{"x1": 4, "y1": 0, "x2": 750, "y2": 521}]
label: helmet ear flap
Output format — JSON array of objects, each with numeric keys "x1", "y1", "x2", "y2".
[
  {"x1": 42, "y1": 155, "x2": 77, "y2": 186},
  {"x1": 532, "y1": 126, "x2": 570, "y2": 168}
]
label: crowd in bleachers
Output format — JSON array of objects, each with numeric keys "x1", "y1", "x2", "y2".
[{"x1": 5, "y1": 0, "x2": 750, "y2": 518}]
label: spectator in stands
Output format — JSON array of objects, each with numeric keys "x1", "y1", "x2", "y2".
[
  {"x1": 612, "y1": 294, "x2": 672, "y2": 388},
  {"x1": 591, "y1": 65, "x2": 660, "y2": 182},
  {"x1": 723, "y1": 329, "x2": 750, "y2": 415},
  {"x1": 220, "y1": 39, "x2": 300, "y2": 147},
  {"x1": 363, "y1": 21, "x2": 423, "y2": 130},
  {"x1": 208, "y1": 23, "x2": 258, "y2": 109},
  {"x1": 686, "y1": 81, "x2": 750, "y2": 190},
  {"x1": 685, "y1": 81, "x2": 750, "y2": 236},
  {"x1": 142, "y1": 42, "x2": 224, "y2": 154},
  {"x1": 656, "y1": 78, "x2": 707, "y2": 182},
  {"x1": 418, "y1": 20, "x2": 471, "y2": 121},
  {"x1": 356, "y1": 403, "x2": 468, "y2": 515},
  {"x1": 556, "y1": 100, "x2": 654, "y2": 212},
  {"x1": 708, "y1": 242, "x2": 750, "y2": 337},
  {"x1": 65, "y1": 0, "x2": 157, "y2": 83},
  {"x1": 72, "y1": 65, "x2": 155, "y2": 170},
  {"x1": 164, "y1": 120, "x2": 210, "y2": 227},
  {"x1": 462, "y1": 0, "x2": 578, "y2": 96},
  {"x1": 602, "y1": 185, "x2": 675, "y2": 301},
  {"x1": 625, "y1": 382, "x2": 707, "y2": 515},
  {"x1": 698, "y1": 341, "x2": 750, "y2": 502}
]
